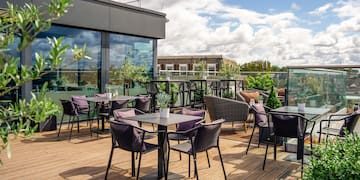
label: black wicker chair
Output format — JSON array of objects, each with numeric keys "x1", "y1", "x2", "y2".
[
  {"x1": 264, "y1": 112, "x2": 316, "y2": 174},
  {"x1": 58, "y1": 99, "x2": 83, "y2": 140},
  {"x1": 105, "y1": 120, "x2": 163, "y2": 180},
  {"x1": 166, "y1": 119, "x2": 227, "y2": 180},
  {"x1": 318, "y1": 112, "x2": 360, "y2": 142},
  {"x1": 246, "y1": 104, "x2": 272, "y2": 154}
]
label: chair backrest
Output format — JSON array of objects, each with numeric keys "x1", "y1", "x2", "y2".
[
  {"x1": 194, "y1": 119, "x2": 225, "y2": 152},
  {"x1": 146, "y1": 83, "x2": 159, "y2": 95},
  {"x1": 60, "y1": 99, "x2": 77, "y2": 116},
  {"x1": 110, "y1": 120, "x2": 145, "y2": 152},
  {"x1": 269, "y1": 112, "x2": 309, "y2": 138},
  {"x1": 340, "y1": 111, "x2": 360, "y2": 136},
  {"x1": 71, "y1": 95, "x2": 89, "y2": 110},
  {"x1": 251, "y1": 104, "x2": 270, "y2": 127},
  {"x1": 111, "y1": 100, "x2": 129, "y2": 111},
  {"x1": 176, "y1": 108, "x2": 206, "y2": 131},
  {"x1": 205, "y1": 95, "x2": 249, "y2": 123},
  {"x1": 113, "y1": 108, "x2": 139, "y2": 127},
  {"x1": 135, "y1": 95, "x2": 151, "y2": 113}
]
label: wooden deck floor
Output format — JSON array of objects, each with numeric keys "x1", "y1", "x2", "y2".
[{"x1": 0, "y1": 121, "x2": 302, "y2": 180}]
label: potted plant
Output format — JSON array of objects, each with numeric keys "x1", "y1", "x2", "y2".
[
  {"x1": 265, "y1": 86, "x2": 282, "y2": 109},
  {"x1": 156, "y1": 92, "x2": 171, "y2": 118}
]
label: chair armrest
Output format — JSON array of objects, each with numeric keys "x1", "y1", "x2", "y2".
[
  {"x1": 329, "y1": 113, "x2": 350, "y2": 120},
  {"x1": 134, "y1": 108, "x2": 145, "y2": 115},
  {"x1": 167, "y1": 126, "x2": 201, "y2": 137}
]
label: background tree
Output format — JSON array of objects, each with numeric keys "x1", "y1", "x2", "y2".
[
  {"x1": 194, "y1": 60, "x2": 207, "y2": 79},
  {"x1": 220, "y1": 64, "x2": 241, "y2": 79},
  {"x1": 240, "y1": 60, "x2": 287, "y2": 72},
  {"x1": 113, "y1": 56, "x2": 149, "y2": 95},
  {"x1": 0, "y1": 0, "x2": 88, "y2": 164}
]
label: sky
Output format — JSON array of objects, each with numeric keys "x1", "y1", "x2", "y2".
[{"x1": 116, "y1": 0, "x2": 360, "y2": 66}]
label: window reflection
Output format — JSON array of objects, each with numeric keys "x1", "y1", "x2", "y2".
[
  {"x1": 32, "y1": 25, "x2": 101, "y2": 97},
  {"x1": 109, "y1": 34, "x2": 153, "y2": 95}
]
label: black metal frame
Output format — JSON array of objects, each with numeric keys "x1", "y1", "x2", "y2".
[
  {"x1": 245, "y1": 105, "x2": 272, "y2": 155},
  {"x1": 263, "y1": 112, "x2": 316, "y2": 175},
  {"x1": 165, "y1": 122, "x2": 227, "y2": 180},
  {"x1": 105, "y1": 120, "x2": 165, "y2": 180}
]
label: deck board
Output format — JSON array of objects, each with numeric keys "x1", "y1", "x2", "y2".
[{"x1": 0, "y1": 120, "x2": 302, "y2": 179}]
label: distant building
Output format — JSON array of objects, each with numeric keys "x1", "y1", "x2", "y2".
[{"x1": 157, "y1": 55, "x2": 237, "y2": 74}]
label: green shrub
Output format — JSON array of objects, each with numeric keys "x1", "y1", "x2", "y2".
[
  {"x1": 304, "y1": 133, "x2": 360, "y2": 180},
  {"x1": 246, "y1": 73, "x2": 274, "y2": 91},
  {"x1": 265, "y1": 86, "x2": 282, "y2": 109}
]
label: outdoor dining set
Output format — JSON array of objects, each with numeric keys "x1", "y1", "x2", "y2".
[{"x1": 55, "y1": 80, "x2": 360, "y2": 180}]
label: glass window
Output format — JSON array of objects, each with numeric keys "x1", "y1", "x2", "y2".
[
  {"x1": 179, "y1": 64, "x2": 187, "y2": 75},
  {"x1": 207, "y1": 64, "x2": 216, "y2": 75},
  {"x1": 166, "y1": 64, "x2": 174, "y2": 70},
  {"x1": 109, "y1": 34, "x2": 154, "y2": 95},
  {"x1": 32, "y1": 25, "x2": 101, "y2": 97}
]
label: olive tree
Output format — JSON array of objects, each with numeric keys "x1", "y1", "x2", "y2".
[{"x1": 0, "y1": 0, "x2": 88, "y2": 164}]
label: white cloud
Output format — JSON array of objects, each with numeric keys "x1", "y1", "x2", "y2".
[
  {"x1": 333, "y1": 0, "x2": 360, "y2": 18},
  {"x1": 291, "y1": 3, "x2": 300, "y2": 11},
  {"x1": 309, "y1": 3, "x2": 333, "y2": 15},
  {"x1": 112, "y1": 0, "x2": 360, "y2": 66}
]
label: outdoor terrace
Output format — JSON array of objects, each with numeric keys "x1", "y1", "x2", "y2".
[{"x1": 0, "y1": 120, "x2": 301, "y2": 179}]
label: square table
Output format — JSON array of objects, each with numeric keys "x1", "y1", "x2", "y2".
[
  {"x1": 86, "y1": 96, "x2": 138, "y2": 133},
  {"x1": 126, "y1": 113, "x2": 203, "y2": 178},
  {"x1": 271, "y1": 106, "x2": 331, "y2": 160}
]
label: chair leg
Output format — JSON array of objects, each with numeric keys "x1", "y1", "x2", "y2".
[
  {"x1": 188, "y1": 154, "x2": 191, "y2": 178},
  {"x1": 274, "y1": 136, "x2": 277, "y2": 161},
  {"x1": 246, "y1": 126, "x2": 256, "y2": 154},
  {"x1": 69, "y1": 116, "x2": 74, "y2": 140},
  {"x1": 178, "y1": 139, "x2": 182, "y2": 160},
  {"x1": 166, "y1": 145, "x2": 170, "y2": 179},
  {"x1": 301, "y1": 154, "x2": 304, "y2": 178},
  {"x1": 105, "y1": 147, "x2": 114, "y2": 180},
  {"x1": 193, "y1": 153, "x2": 198, "y2": 180},
  {"x1": 206, "y1": 150, "x2": 211, "y2": 168},
  {"x1": 131, "y1": 152, "x2": 135, "y2": 177},
  {"x1": 232, "y1": 121, "x2": 234, "y2": 128},
  {"x1": 263, "y1": 144, "x2": 269, "y2": 170},
  {"x1": 57, "y1": 114, "x2": 65, "y2": 137},
  {"x1": 77, "y1": 116, "x2": 80, "y2": 133},
  {"x1": 217, "y1": 147, "x2": 227, "y2": 180},
  {"x1": 136, "y1": 152, "x2": 143, "y2": 180}
]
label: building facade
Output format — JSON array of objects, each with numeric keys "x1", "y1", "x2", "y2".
[
  {"x1": 1, "y1": 0, "x2": 166, "y2": 101},
  {"x1": 157, "y1": 55, "x2": 237, "y2": 75}
]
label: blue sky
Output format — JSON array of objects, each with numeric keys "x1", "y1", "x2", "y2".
[{"x1": 119, "y1": 0, "x2": 359, "y2": 66}]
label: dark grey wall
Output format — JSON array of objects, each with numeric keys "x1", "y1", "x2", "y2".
[{"x1": 1, "y1": 0, "x2": 166, "y2": 39}]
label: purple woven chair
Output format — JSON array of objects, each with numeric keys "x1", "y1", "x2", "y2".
[
  {"x1": 246, "y1": 104, "x2": 272, "y2": 154},
  {"x1": 105, "y1": 120, "x2": 163, "y2": 180},
  {"x1": 166, "y1": 119, "x2": 227, "y2": 180},
  {"x1": 134, "y1": 95, "x2": 151, "y2": 113},
  {"x1": 58, "y1": 99, "x2": 82, "y2": 140},
  {"x1": 71, "y1": 95, "x2": 91, "y2": 126}
]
